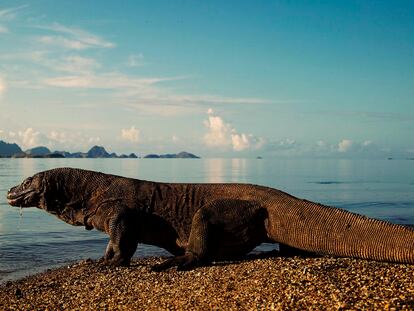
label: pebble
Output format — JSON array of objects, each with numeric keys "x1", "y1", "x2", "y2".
[{"x1": 0, "y1": 256, "x2": 413, "y2": 310}]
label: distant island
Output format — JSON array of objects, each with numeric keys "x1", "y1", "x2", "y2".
[
  {"x1": 52, "y1": 145, "x2": 138, "y2": 159},
  {"x1": 0, "y1": 140, "x2": 200, "y2": 159},
  {"x1": 143, "y1": 152, "x2": 199, "y2": 159}
]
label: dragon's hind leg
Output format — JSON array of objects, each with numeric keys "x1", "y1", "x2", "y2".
[{"x1": 151, "y1": 199, "x2": 268, "y2": 271}]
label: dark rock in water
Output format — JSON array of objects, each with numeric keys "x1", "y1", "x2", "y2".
[
  {"x1": 160, "y1": 153, "x2": 177, "y2": 158},
  {"x1": 0, "y1": 140, "x2": 23, "y2": 157},
  {"x1": 25, "y1": 146, "x2": 51, "y2": 156},
  {"x1": 144, "y1": 151, "x2": 200, "y2": 159},
  {"x1": 47, "y1": 153, "x2": 65, "y2": 158},
  {"x1": 118, "y1": 153, "x2": 139, "y2": 159},
  {"x1": 11, "y1": 152, "x2": 27, "y2": 158},
  {"x1": 31, "y1": 153, "x2": 65, "y2": 158},
  {"x1": 144, "y1": 154, "x2": 161, "y2": 159},
  {"x1": 175, "y1": 151, "x2": 200, "y2": 159}
]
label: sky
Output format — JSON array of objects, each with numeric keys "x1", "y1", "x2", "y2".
[{"x1": 0, "y1": 1, "x2": 413, "y2": 158}]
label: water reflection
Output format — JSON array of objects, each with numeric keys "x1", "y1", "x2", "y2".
[
  {"x1": 203, "y1": 158, "x2": 250, "y2": 183},
  {"x1": 231, "y1": 158, "x2": 247, "y2": 182},
  {"x1": 204, "y1": 159, "x2": 225, "y2": 183}
]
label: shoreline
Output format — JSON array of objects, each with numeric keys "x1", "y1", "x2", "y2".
[{"x1": 1, "y1": 256, "x2": 413, "y2": 310}]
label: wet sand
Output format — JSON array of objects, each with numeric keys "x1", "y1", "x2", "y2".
[{"x1": 1, "y1": 255, "x2": 413, "y2": 310}]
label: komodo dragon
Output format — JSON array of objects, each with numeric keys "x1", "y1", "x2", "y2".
[{"x1": 7, "y1": 167, "x2": 414, "y2": 270}]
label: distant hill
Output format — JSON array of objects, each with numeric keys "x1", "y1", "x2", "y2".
[
  {"x1": 25, "y1": 146, "x2": 51, "y2": 156},
  {"x1": 144, "y1": 151, "x2": 200, "y2": 159},
  {"x1": 87, "y1": 146, "x2": 111, "y2": 158},
  {"x1": 176, "y1": 151, "x2": 200, "y2": 158},
  {"x1": 53, "y1": 146, "x2": 138, "y2": 159},
  {"x1": 0, "y1": 141, "x2": 139, "y2": 159},
  {"x1": 0, "y1": 141, "x2": 197, "y2": 159},
  {"x1": 0, "y1": 140, "x2": 23, "y2": 157}
]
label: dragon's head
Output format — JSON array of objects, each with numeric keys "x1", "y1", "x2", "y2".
[
  {"x1": 7, "y1": 172, "x2": 45, "y2": 208},
  {"x1": 7, "y1": 168, "x2": 98, "y2": 227}
]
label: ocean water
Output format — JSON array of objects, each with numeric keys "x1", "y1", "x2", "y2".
[{"x1": 0, "y1": 158, "x2": 413, "y2": 282}]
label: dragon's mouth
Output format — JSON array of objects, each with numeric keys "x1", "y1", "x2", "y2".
[{"x1": 7, "y1": 189, "x2": 36, "y2": 207}]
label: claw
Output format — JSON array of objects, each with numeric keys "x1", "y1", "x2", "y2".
[{"x1": 151, "y1": 253, "x2": 200, "y2": 272}]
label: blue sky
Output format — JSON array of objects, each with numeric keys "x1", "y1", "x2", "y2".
[{"x1": 0, "y1": 1, "x2": 413, "y2": 157}]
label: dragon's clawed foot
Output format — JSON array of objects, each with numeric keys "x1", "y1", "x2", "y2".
[{"x1": 151, "y1": 253, "x2": 199, "y2": 272}]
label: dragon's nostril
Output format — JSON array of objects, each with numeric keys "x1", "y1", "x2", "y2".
[{"x1": 7, "y1": 187, "x2": 16, "y2": 199}]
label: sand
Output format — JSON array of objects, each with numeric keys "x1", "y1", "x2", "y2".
[{"x1": 1, "y1": 255, "x2": 413, "y2": 310}]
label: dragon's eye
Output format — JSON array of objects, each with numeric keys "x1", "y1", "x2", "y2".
[{"x1": 23, "y1": 178, "x2": 32, "y2": 189}]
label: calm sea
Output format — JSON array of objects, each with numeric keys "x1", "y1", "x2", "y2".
[{"x1": 0, "y1": 158, "x2": 413, "y2": 282}]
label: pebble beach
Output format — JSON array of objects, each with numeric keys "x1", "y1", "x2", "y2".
[{"x1": 1, "y1": 255, "x2": 413, "y2": 310}]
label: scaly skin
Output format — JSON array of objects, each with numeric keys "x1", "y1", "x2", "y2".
[{"x1": 7, "y1": 167, "x2": 414, "y2": 270}]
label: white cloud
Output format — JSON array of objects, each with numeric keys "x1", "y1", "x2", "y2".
[
  {"x1": 43, "y1": 75, "x2": 93, "y2": 88},
  {"x1": 265, "y1": 138, "x2": 299, "y2": 154},
  {"x1": 263, "y1": 139, "x2": 385, "y2": 157},
  {"x1": 203, "y1": 110, "x2": 232, "y2": 148},
  {"x1": 332, "y1": 139, "x2": 376, "y2": 154},
  {"x1": 38, "y1": 35, "x2": 92, "y2": 50},
  {"x1": 118, "y1": 91, "x2": 272, "y2": 117},
  {"x1": 0, "y1": 52, "x2": 99, "y2": 78},
  {"x1": 14, "y1": 128, "x2": 44, "y2": 149},
  {"x1": 203, "y1": 109, "x2": 264, "y2": 151},
  {"x1": 49, "y1": 130, "x2": 65, "y2": 142},
  {"x1": 59, "y1": 56, "x2": 100, "y2": 74},
  {"x1": 3, "y1": 128, "x2": 103, "y2": 151},
  {"x1": 49, "y1": 23, "x2": 115, "y2": 48},
  {"x1": 121, "y1": 126, "x2": 140, "y2": 143},
  {"x1": 88, "y1": 136, "x2": 101, "y2": 145},
  {"x1": 48, "y1": 130, "x2": 101, "y2": 151},
  {"x1": 36, "y1": 23, "x2": 115, "y2": 50},
  {"x1": 278, "y1": 138, "x2": 296, "y2": 149},
  {"x1": 231, "y1": 133, "x2": 250, "y2": 151},
  {"x1": 43, "y1": 73, "x2": 177, "y2": 89},
  {"x1": 0, "y1": 5, "x2": 28, "y2": 20},
  {"x1": 25, "y1": 54, "x2": 101, "y2": 76},
  {"x1": 338, "y1": 139, "x2": 353, "y2": 152},
  {"x1": 232, "y1": 132, "x2": 265, "y2": 151},
  {"x1": 167, "y1": 94, "x2": 271, "y2": 105}
]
